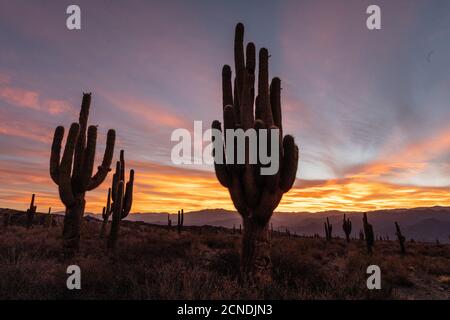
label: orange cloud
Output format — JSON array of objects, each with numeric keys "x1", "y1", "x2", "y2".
[{"x1": 1, "y1": 156, "x2": 450, "y2": 215}]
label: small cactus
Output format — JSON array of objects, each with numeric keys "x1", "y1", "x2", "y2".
[
  {"x1": 26, "y1": 194, "x2": 37, "y2": 229},
  {"x1": 324, "y1": 217, "x2": 332, "y2": 241},
  {"x1": 168, "y1": 214, "x2": 172, "y2": 228},
  {"x1": 342, "y1": 214, "x2": 352, "y2": 242},
  {"x1": 107, "y1": 150, "x2": 134, "y2": 250},
  {"x1": 359, "y1": 229, "x2": 364, "y2": 240},
  {"x1": 100, "y1": 188, "x2": 112, "y2": 238},
  {"x1": 362, "y1": 213, "x2": 374, "y2": 254},
  {"x1": 395, "y1": 221, "x2": 406, "y2": 254},
  {"x1": 177, "y1": 209, "x2": 184, "y2": 234},
  {"x1": 44, "y1": 207, "x2": 53, "y2": 228}
]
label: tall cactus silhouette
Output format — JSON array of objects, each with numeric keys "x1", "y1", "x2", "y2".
[
  {"x1": 212, "y1": 23, "x2": 299, "y2": 282},
  {"x1": 342, "y1": 214, "x2": 352, "y2": 242},
  {"x1": 50, "y1": 93, "x2": 116, "y2": 257},
  {"x1": 99, "y1": 188, "x2": 112, "y2": 238},
  {"x1": 107, "y1": 150, "x2": 134, "y2": 250}
]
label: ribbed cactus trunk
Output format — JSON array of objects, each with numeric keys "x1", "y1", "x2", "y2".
[
  {"x1": 63, "y1": 198, "x2": 85, "y2": 250},
  {"x1": 241, "y1": 218, "x2": 271, "y2": 281},
  {"x1": 50, "y1": 93, "x2": 115, "y2": 258},
  {"x1": 212, "y1": 24, "x2": 299, "y2": 283}
]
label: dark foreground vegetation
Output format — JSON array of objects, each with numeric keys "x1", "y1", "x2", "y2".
[{"x1": 0, "y1": 210, "x2": 449, "y2": 300}]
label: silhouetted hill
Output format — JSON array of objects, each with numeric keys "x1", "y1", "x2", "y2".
[{"x1": 125, "y1": 206, "x2": 450, "y2": 243}]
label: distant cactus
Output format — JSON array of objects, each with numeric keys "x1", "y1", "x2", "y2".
[
  {"x1": 285, "y1": 228, "x2": 291, "y2": 238},
  {"x1": 212, "y1": 23, "x2": 299, "y2": 282},
  {"x1": 177, "y1": 209, "x2": 184, "y2": 234},
  {"x1": 362, "y1": 213, "x2": 374, "y2": 254},
  {"x1": 324, "y1": 217, "x2": 332, "y2": 241},
  {"x1": 26, "y1": 194, "x2": 37, "y2": 229},
  {"x1": 107, "y1": 150, "x2": 134, "y2": 250},
  {"x1": 342, "y1": 214, "x2": 352, "y2": 242},
  {"x1": 100, "y1": 188, "x2": 112, "y2": 238},
  {"x1": 44, "y1": 207, "x2": 53, "y2": 228},
  {"x1": 168, "y1": 214, "x2": 172, "y2": 228},
  {"x1": 394, "y1": 221, "x2": 406, "y2": 254},
  {"x1": 359, "y1": 229, "x2": 364, "y2": 240},
  {"x1": 50, "y1": 93, "x2": 115, "y2": 257}
]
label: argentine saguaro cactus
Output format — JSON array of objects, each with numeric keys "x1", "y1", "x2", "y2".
[
  {"x1": 212, "y1": 23, "x2": 299, "y2": 282},
  {"x1": 26, "y1": 194, "x2": 37, "y2": 229},
  {"x1": 324, "y1": 217, "x2": 332, "y2": 241},
  {"x1": 100, "y1": 188, "x2": 112, "y2": 238},
  {"x1": 342, "y1": 214, "x2": 352, "y2": 242},
  {"x1": 177, "y1": 209, "x2": 184, "y2": 234},
  {"x1": 362, "y1": 213, "x2": 374, "y2": 254},
  {"x1": 50, "y1": 93, "x2": 116, "y2": 256},
  {"x1": 44, "y1": 207, "x2": 53, "y2": 228},
  {"x1": 395, "y1": 221, "x2": 406, "y2": 254},
  {"x1": 107, "y1": 150, "x2": 134, "y2": 250}
]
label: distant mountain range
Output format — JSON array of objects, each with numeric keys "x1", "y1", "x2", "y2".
[
  {"x1": 123, "y1": 206, "x2": 450, "y2": 243},
  {"x1": 6, "y1": 206, "x2": 448, "y2": 244}
]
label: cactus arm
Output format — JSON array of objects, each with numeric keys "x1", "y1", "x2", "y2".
[
  {"x1": 270, "y1": 78, "x2": 282, "y2": 135},
  {"x1": 119, "y1": 150, "x2": 125, "y2": 182},
  {"x1": 121, "y1": 169, "x2": 134, "y2": 218},
  {"x1": 222, "y1": 65, "x2": 233, "y2": 109},
  {"x1": 102, "y1": 207, "x2": 107, "y2": 220},
  {"x1": 50, "y1": 126, "x2": 65, "y2": 184},
  {"x1": 258, "y1": 48, "x2": 273, "y2": 127},
  {"x1": 58, "y1": 123, "x2": 80, "y2": 207},
  {"x1": 87, "y1": 129, "x2": 116, "y2": 191},
  {"x1": 72, "y1": 94, "x2": 90, "y2": 182},
  {"x1": 80, "y1": 126, "x2": 97, "y2": 190},
  {"x1": 279, "y1": 135, "x2": 298, "y2": 192},
  {"x1": 106, "y1": 187, "x2": 111, "y2": 214},
  {"x1": 111, "y1": 161, "x2": 121, "y2": 202},
  {"x1": 234, "y1": 23, "x2": 245, "y2": 104},
  {"x1": 212, "y1": 121, "x2": 230, "y2": 188}
]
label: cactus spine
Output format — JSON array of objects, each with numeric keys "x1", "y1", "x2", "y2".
[
  {"x1": 26, "y1": 194, "x2": 37, "y2": 229},
  {"x1": 342, "y1": 214, "x2": 352, "y2": 242},
  {"x1": 395, "y1": 221, "x2": 406, "y2": 254},
  {"x1": 212, "y1": 23, "x2": 299, "y2": 283},
  {"x1": 362, "y1": 213, "x2": 374, "y2": 254},
  {"x1": 107, "y1": 150, "x2": 134, "y2": 250},
  {"x1": 324, "y1": 217, "x2": 332, "y2": 241},
  {"x1": 177, "y1": 209, "x2": 184, "y2": 234},
  {"x1": 100, "y1": 188, "x2": 112, "y2": 238},
  {"x1": 50, "y1": 93, "x2": 116, "y2": 257}
]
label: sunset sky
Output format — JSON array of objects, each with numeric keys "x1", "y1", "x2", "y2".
[{"x1": 1, "y1": 0, "x2": 450, "y2": 214}]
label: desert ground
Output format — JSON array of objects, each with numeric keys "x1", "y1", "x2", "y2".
[{"x1": 0, "y1": 209, "x2": 449, "y2": 300}]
